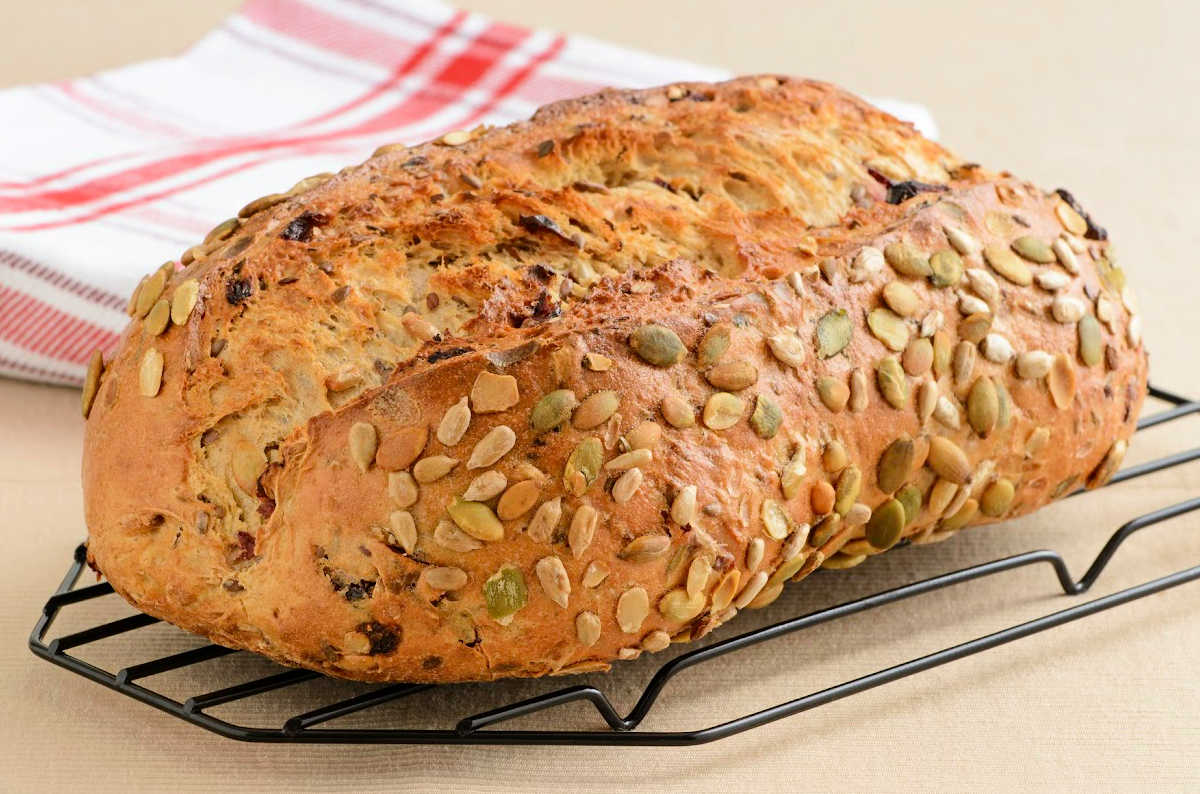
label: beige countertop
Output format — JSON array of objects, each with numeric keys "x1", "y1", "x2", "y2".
[{"x1": 3, "y1": 1, "x2": 1199, "y2": 790}]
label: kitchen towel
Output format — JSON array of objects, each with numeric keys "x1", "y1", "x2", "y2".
[{"x1": 0, "y1": 0, "x2": 936, "y2": 386}]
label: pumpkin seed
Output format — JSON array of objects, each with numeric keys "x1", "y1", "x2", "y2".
[
  {"x1": 983, "y1": 245, "x2": 1032, "y2": 285},
  {"x1": 530, "y1": 389, "x2": 577, "y2": 432},
  {"x1": 659, "y1": 588, "x2": 706, "y2": 622},
  {"x1": 347, "y1": 422, "x2": 378, "y2": 472},
  {"x1": 952, "y1": 341, "x2": 976, "y2": 386},
  {"x1": 385, "y1": 511, "x2": 418, "y2": 552},
  {"x1": 81, "y1": 350, "x2": 104, "y2": 418},
  {"x1": 848, "y1": 369, "x2": 869, "y2": 412},
  {"x1": 564, "y1": 438, "x2": 603, "y2": 495},
  {"x1": 816, "y1": 309, "x2": 853, "y2": 358},
  {"x1": 618, "y1": 534, "x2": 671, "y2": 562},
  {"x1": 1047, "y1": 353, "x2": 1076, "y2": 409},
  {"x1": 711, "y1": 570, "x2": 741, "y2": 612},
  {"x1": 929, "y1": 249, "x2": 964, "y2": 287},
  {"x1": 883, "y1": 281, "x2": 921, "y2": 317},
  {"x1": 823, "y1": 440, "x2": 849, "y2": 473},
  {"x1": 928, "y1": 437, "x2": 971, "y2": 484},
  {"x1": 447, "y1": 498, "x2": 504, "y2": 542},
  {"x1": 376, "y1": 425, "x2": 427, "y2": 471},
  {"x1": 876, "y1": 356, "x2": 908, "y2": 409},
  {"x1": 918, "y1": 379, "x2": 938, "y2": 422},
  {"x1": 877, "y1": 436, "x2": 914, "y2": 493},
  {"x1": 834, "y1": 465, "x2": 862, "y2": 516},
  {"x1": 527, "y1": 497, "x2": 563, "y2": 543},
  {"x1": 126, "y1": 276, "x2": 144, "y2": 316},
  {"x1": 761, "y1": 499, "x2": 791, "y2": 539},
  {"x1": 810, "y1": 513, "x2": 842, "y2": 547},
  {"x1": 822, "y1": 553, "x2": 867, "y2": 570},
  {"x1": 958, "y1": 313, "x2": 992, "y2": 344},
  {"x1": 437, "y1": 396, "x2": 472, "y2": 445},
  {"x1": 944, "y1": 225, "x2": 980, "y2": 256},
  {"x1": 1077, "y1": 315, "x2": 1103, "y2": 366},
  {"x1": 750, "y1": 393, "x2": 783, "y2": 438},
  {"x1": 817, "y1": 376, "x2": 849, "y2": 412},
  {"x1": 896, "y1": 484, "x2": 922, "y2": 524},
  {"x1": 433, "y1": 519, "x2": 482, "y2": 553},
  {"x1": 697, "y1": 323, "x2": 732, "y2": 367},
  {"x1": 766, "y1": 554, "x2": 810, "y2": 589},
  {"x1": 746, "y1": 538, "x2": 766, "y2": 571},
  {"x1": 440, "y1": 129, "x2": 472, "y2": 145},
  {"x1": 630, "y1": 324, "x2": 684, "y2": 367},
  {"x1": 576, "y1": 611, "x2": 601, "y2": 646},
  {"x1": 582, "y1": 352, "x2": 613, "y2": 371},
  {"x1": 535, "y1": 556, "x2": 571, "y2": 608},
  {"x1": 470, "y1": 371, "x2": 519, "y2": 413},
  {"x1": 616, "y1": 587, "x2": 650, "y2": 633},
  {"x1": 497, "y1": 479, "x2": 540, "y2": 520},
  {"x1": 412, "y1": 455, "x2": 458, "y2": 483},
  {"x1": 1012, "y1": 236, "x2": 1056, "y2": 263},
  {"x1": 468, "y1": 425, "x2": 516, "y2": 469},
  {"x1": 902, "y1": 337, "x2": 933, "y2": 376},
  {"x1": 238, "y1": 192, "x2": 286, "y2": 218},
  {"x1": 484, "y1": 566, "x2": 528, "y2": 620},
  {"x1": 980, "y1": 478, "x2": 1015, "y2": 517},
  {"x1": 811, "y1": 480, "x2": 835, "y2": 514},
  {"x1": 661, "y1": 394, "x2": 695, "y2": 428},
  {"x1": 867, "y1": 308, "x2": 910, "y2": 351},
  {"x1": 706, "y1": 360, "x2": 758, "y2": 390},
  {"x1": 139, "y1": 348, "x2": 163, "y2": 397},
  {"x1": 1088, "y1": 439, "x2": 1127, "y2": 488},
  {"x1": 866, "y1": 498, "x2": 906, "y2": 550},
  {"x1": 766, "y1": 331, "x2": 806, "y2": 369},
  {"x1": 932, "y1": 331, "x2": 952, "y2": 378},
  {"x1": 733, "y1": 571, "x2": 769, "y2": 609},
  {"x1": 625, "y1": 421, "x2": 661, "y2": 451},
  {"x1": 169, "y1": 279, "x2": 199, "y2": 325},
  {"x1": 938, "y1": 498, "x2": 979, "y2": 532},
  {"x1": 703, "y1": 392, "x2": 744, "y2": 430},
  {"x1": 573, "y1": 390, "x2": 619, "y2": 429},
  {"x1": 980, "y1": 333, "x2": 1014, "y2": 364},
  {"x1": 884, "y1": 241, "x2": 932, "y2": 277},
  {"x1": 928, "y1": 478, "x2": 959, "y2": 517},
  {"x1": 424, "y1": 566, "x2": 468, "y2": 591},
  {"x1": 1055, "y1": 201, "x2": 1088, "y2": 235},
  {"x1": 1053, "y1": 237, "x2": 1080, "y2": 273},
  {"x1": 134, "y1": 269, "x2": 165, "y2": 318},
  {"x1": 967, "y1": 376, "x2": 999, "y2": 437},
  {"x1": 781, "y1": 445, "x2": 808, "y2": 499}
]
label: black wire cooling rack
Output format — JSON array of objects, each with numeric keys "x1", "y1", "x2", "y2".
[{"x1": 28, "y1": 384, "x2": 1200, "y2": 746}]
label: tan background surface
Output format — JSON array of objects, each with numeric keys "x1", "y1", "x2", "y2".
[{"x1": 3, "y1": 0, "x2": 1199, "y2": 790}]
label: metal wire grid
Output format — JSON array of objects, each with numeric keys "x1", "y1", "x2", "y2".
[{"x1": 28, "y1": 384, "x2": 1200, "y2": 746}]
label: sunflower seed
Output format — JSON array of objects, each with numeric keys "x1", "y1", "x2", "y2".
[
  {"x1": 816, "y1": 309, "x2": 853, "y2": 358},
  {"x1": 767, "y1": 330, "x2": 806, "y2": 369},
  {"x1": 618, "y1": 534, "x2": 670, "y2": 562},
  {"x1": 423, "y1": 566, "x2": 468, "y2": 591},
  {"x1": 466, "y1": 425, "x2": 515, "y2": 469},
  {"x1": 1035, "y1": 269, "x2": 1070, "y2": 291},
  {"x1": 670, "y1": 485, "x2": 698, "y2": 526},
  {"x1": 932, "y1": 330, "x2": 952, "y2": 378},
  {"x1": 928, "y1": 479, "x2": 959, "y2": 517},
  {"x1": 817, "y1": 376, "x2": 850, "y2": 412},
  {"x1": 732, "y1": 571, "x2": 769, "y2": 609},
  {"x1": 1052, "y1": 237, "x2": 1080, "y2": 273},
  {"x1": 564, "y1": 438, "x2": 603, "y2": 495},
  {"x1": 470, "y1": 371, "x2": 519, "y2": 413},
  {"x1": 697, "y1": 323, "x2": 732, "y2": 367},
  {"x1": 1012, "y1": 236, "x2": 1056, "y2": 263},
  {"x1": 706, "y1": 360, "x2": 758, "y2": 390},
  {"x1": 867, "y1": 308, "x2": 910, "y2": 352},
  {"x1": 661, "y1": 394, "x2": 695, "y2": 428},
  {"x1": 381, "y1": 510, "x2": 417, "y2": 552},
  {"x1": 834, "y1": 465, "x2": 862, "y2": 516},
  {"x1": 1078, "y1": 315, "x2": 1103, "y2": 366},
  {"x1": 932, "y1": 396, "x2": 961, "y2": 431},
  {"x1": 534, "y1": 556, "x2": 571, "y2": 608},
  {"x1": 883, "y1": 281, "x2": 921, "y2": 317},
  {"x1": 966, "y1": 266, "x2": 1001, "y2": 304},
  {"x1": 1088, "y1": 439, "x2": 1128, "y2": 488},
  {"x1": 958, "y1": 313, "x2": 992, "y2": 345},
  {"x1": 823, "y1": 440, "x2": 849, "y2": 473},
  {"x1": 526, "y1": 497, "x2": 563, "y2": 544},
  {"x1": 902, "y1": 337, "x2": 934, "y2": 376},
  {"x1": 983, "y1": 244, "x2": 1033, "y2": 285},
  {"x1": 884, "y1": 241, "x2": 932, "y2": 278},
  {"x1": 1128, "y1": 314, "x2": 1143, "y2": 346},
  {"x1": 581, "y1": 562, "x2": 609, "y2": 589},
  {"x1": 1014, "y1": 350, "x2": 1052, "y2": 379},
  {"x1": 928, "y1": 437, "x2": 971, "y2": 484},
  {"x1": 401, "y1": 312, "x2": 439, "y2": 342},
  {"x1": 1024, "y1": 426, "x2": 1051, "y2": 457},
  {"x1": 750, "y1": 393, "x2": 783, "y2": 438},
  {"x1": 606, "y1": 448, "x2": 651, "y2": 471},
  {"x1": 944, "y1": 225, "x2": 980, "y2": 256},
  {"x1": 761, "y1": 499, "x2": 791, "y2": 539},
  {"x1": 576, "y1": 611, "x2": 602, "y2": 646},
  {"x1": 917, "y1": 379, "x2": 938, "y2": 423},
  {"x1": 866, "y1": 498, "x2": 906, "y2": 550},
  {"x1": 1055, "y1": 201, "x2": 1088, "y2": 235},
  {"x1": 952, "y1": 341, "x2": 976, "y2": 386},
  {"x1": 617, "y1": 587, "x2": 650, "y2": 633},
  {"x1": 967, "y1": 376, "x2": 999, "y2": 437},
  {"x1": 703, "y1": 392, "x2": 745, "y2": 430},
  {"x1": 387, "y1": 471, "x2": 419, "y2": 507},
  {"x1": 850, "y1": 246, "x2": 885, "y2": 282},
  {"x1": 938, "y1": 498, "x2": 979, "y2": 532},
  {"x1": 1096, "y1": 295, "x2": 1117, "y2": 331},
  {"x1": 659, "y1": 588, "x2": 706, "y2": 622},
  {"x1": 780, "y1": 446, "x2": 809, "y2": 500},
  {"x1": 746, "y1": 539, "x2": 766, "y2": 572},
  {"x1": 980, "y1": 333, "x2": 1014, "y2": 364},
  {"x1": 711, "y1": 570, "x2": 741, "y2": 612},
  {"x1": 1048, "y1": 353, "x2": 1077, "y2": 409},
  {"x1": 842, "y1": 369, "x2": 867, "y2": 413},
  {"x1": 81, "y1": 350, "x2": 104, "y2": 418},
  {"x1": 412, "y1": 455, "x2": 458, "y2": 483},
  {"x1": 958, "y1": 291, "x2": 991, "y2": 317},
  {"x1": 433, "y1": 519, "x2": 482, "y2": 552},
  {"x1": 877, "y1": 436, "x2": 915, "y2": 493},
  {"x1": 630, "y1": 324, "x2": 684, "y2": 367},
  {"x1": 1052, "y1": 295, "x2": 1086, "y2": 323},
  {"x1": 582, "y1": 352, "x2": 613, "y2": 371},
  {"x1": 612, "y1": 467, "x2": 644, "y2": 504},
  {"x1": 139, "y1": 348, "x2": 164, "y2": 397},
  {"x1": 134, "y1": 269, "x2": 166, "y2": 318},
  {"x1": 876, "y1": 356, "x2": 908, "y2": 409},
  {"x1": 920, "y1": 310, "x2": 944, "y2": 338},
  {"x1": 685, "y1": 554, "x2": 713, "y2": 598},
  {"x1": 432, "y1": 397, "x2": 470, "y2": 447},
  {"x1": 166, "y1": 278, "x2": 199, "y2": 325},
  {"x1": 980, "y1": 478, "x2": 1015, "y2": 517}
]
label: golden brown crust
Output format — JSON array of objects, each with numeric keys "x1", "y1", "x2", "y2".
[{"x1": 82, "y1": 75, "x2": 1146, "y2": 682}]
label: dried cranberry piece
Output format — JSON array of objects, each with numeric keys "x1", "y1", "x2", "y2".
[
  {"x1": 225, "y1": 278, "x2": 252, "y2": 305},
  {"x1": 280, "y1": 211, "x2": 328, "y2": 242}
]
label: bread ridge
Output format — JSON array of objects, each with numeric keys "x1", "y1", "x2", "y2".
[{"x1": 82, "y1": 75, "x2": 1147, "y2": 682}]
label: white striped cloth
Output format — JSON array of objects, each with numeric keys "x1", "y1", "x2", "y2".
[{"x1": 0, "y1": 0, "x2": 935, "y2": 386}]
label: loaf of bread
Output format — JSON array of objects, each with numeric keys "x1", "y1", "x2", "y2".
[{"x1": 81, "y1": 76, "x2": 1146, "y2": 682}]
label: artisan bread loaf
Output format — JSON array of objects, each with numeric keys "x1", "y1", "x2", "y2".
[{"x1": 81, "y1": 76, "x2": 1146, "y2": 682}]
